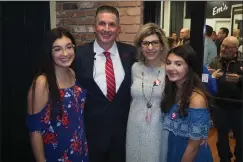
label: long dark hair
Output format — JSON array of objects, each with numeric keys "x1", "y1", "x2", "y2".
[
  {"x1": 161, "y1": 44, "x2": 208, "y2": 117},
  {"x1": 32, "y1": 27, "x2": 76, "y2": 118}
]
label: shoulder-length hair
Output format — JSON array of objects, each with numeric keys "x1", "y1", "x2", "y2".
[
  {"x1": 161, "y1": 44, "x2": 208, "y2": 117},
  {"x1": 134, "y1": 23, "x2": 169, "y2": 63}
]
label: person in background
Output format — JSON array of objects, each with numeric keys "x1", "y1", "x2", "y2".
[
  {"x1": 233, "y1": 28, "x2": 243, "y2": 47},
  {"x1": 171, "y1": 32, "x2": 177, "y2": 41},
  {"x1": 215, "y1": 27, "x2": 229, "y2": 56},
  {"x1": 126, "y1": 23, "x2": 169, "y2": 162},
  {"x1": 26, "y1": 27, "x2": 88, "y2": 162},
  {"x1": 171, "y1": 32, "x2": 179, "y2": 47},
  {"x1": 161, "y1": 44, "x2": 213, "y2": 162},
  {"x1": 177, "y1": 28, "x2": 190, "y2": 46},
  {"x1": 202, "y1": 26, "x2": 218, "y2": 126},
  {"x1": 202, "y1": 65, "x2": 217, "y2": 128},
  {"x1": 209, "y1": 36, "x2": 243, "y2": 162},
  {"x1": 167, "y1": 37, "x2": 175, "y2": 50},
  {"x1": 203, "y1": 65, "x2": 217, "y2": 95},
  {"x1": 204, "y1": 25, "x2": 217, "y2": 67},
  {"x1": 211, "y1": 31, "x2": 218, "y2": 43},
  {"x1": 233, "y1": 28, "x2": 240, "y2": 39},
  {"x1": 75, "y1": 5, "x2": 136, "y2": 162}
]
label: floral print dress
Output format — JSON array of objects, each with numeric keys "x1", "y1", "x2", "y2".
[{"x1": 27, "y1": 84, "x2": 88, "y2": 162}]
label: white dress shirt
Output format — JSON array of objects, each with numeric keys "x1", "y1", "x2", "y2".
[{"x1": 93, "y1": 40, "x2": 125, "y2": 96}]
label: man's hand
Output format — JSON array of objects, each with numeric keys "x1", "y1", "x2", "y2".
[{"x1": 212, "y1": 69, "x2": 223, "y2": 79}]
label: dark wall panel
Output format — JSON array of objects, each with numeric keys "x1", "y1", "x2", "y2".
[{"x1": 1, "y1": 2, "x2": 50, "y2": 161}]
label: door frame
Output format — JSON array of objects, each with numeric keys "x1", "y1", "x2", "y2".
[{"x1": 231, "y1": 4, "x2": 243, "y2": 35}]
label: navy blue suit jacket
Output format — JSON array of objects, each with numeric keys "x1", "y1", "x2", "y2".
[{"x1": 75, "y1": 41, "x2": 136, "y2": 152}]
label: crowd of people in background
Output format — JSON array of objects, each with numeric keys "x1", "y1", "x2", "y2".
[{"x1": 168, "y1": 26, "x2": 243, "y2": 54}]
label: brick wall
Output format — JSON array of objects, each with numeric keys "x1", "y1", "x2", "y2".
[{"x1": 56, "y1": 1, "x2": 144, "y2": 46}]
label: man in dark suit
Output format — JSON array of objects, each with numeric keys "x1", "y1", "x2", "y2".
[{"x1": 75, "y1": 5, "x2": 136, "y2": 162}]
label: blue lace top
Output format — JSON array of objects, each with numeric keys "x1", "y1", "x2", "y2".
[{"x1": 162, "y1": 104, "x2": 211, "y2": 140}]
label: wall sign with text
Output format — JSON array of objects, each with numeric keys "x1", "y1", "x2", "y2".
[
  {"x1": 206, "y1": 2, "x2": 231, "y2": 18},
  {"x1": 185, "y1": 1, "x2": 241, "y2": 19}
]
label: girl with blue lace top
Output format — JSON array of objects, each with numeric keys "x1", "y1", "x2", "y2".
[
  {"x1": 26, "y1": 28, "x2": 88, "y2": 162},
  {"x1": 161, "y1": 45, "x2": 213, "y2": 162}
]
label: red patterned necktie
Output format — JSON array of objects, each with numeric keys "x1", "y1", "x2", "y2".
[{"x1": 104, "y1": 51, "x2": 116, "y2": 101}]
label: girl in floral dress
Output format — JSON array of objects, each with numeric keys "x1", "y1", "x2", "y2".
[{"x1": 26, "y1": 27, "x2": 88, "y2": 162}]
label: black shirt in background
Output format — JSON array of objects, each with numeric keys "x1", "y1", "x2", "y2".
[{"x1": 215, "y1": 39, "x2": 222, "y2": 56}]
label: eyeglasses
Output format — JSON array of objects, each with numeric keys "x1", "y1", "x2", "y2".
[
  {"x1": 52, "y1": 44, "x2": 75, "y2": 54},
  {"x1": 220, "y1": 44, "x2": 237, "y2": 51},
  {"x1": 141, "y1": 40, "x2": 161, "y2": 48}
]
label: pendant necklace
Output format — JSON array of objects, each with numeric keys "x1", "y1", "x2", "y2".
[{"x1": 142, "y1": 70, "x2": 161, "y2": 122}]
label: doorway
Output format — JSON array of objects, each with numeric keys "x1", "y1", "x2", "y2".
[{"x1": 0, "y1": 2, "x2": 50, "y2": 161}]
